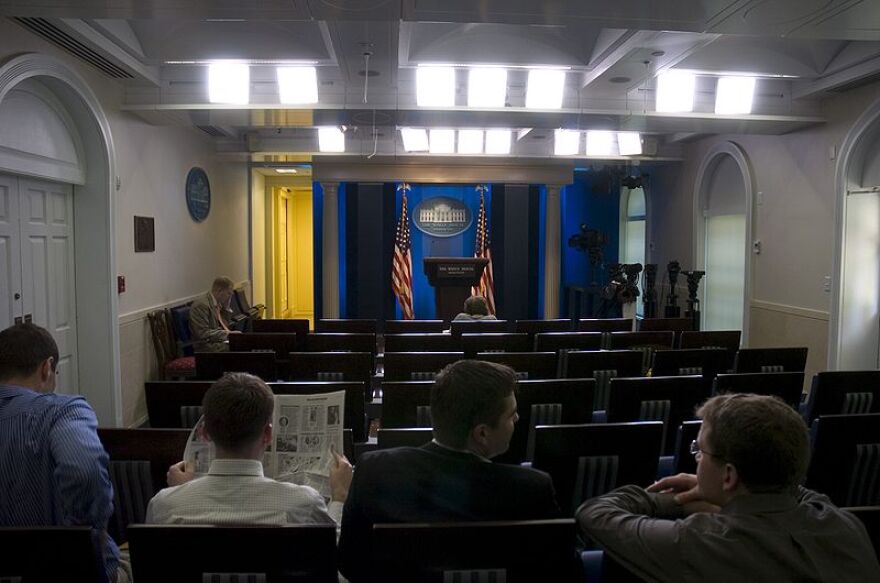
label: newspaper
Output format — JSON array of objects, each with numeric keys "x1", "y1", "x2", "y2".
[{"x1": 183, "y1": 390, "x2": 345, "y2": 499}]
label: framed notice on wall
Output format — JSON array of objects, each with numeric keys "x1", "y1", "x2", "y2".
[{"x1": 134, "y1": 216, "x2": 155, "y2": 252}]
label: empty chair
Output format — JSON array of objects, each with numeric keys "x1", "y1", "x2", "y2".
[
  {"x1": 679, "y1": 330, "x2": 741, "y2": 351},
  {"x1": 383, "y1": 352, "x2": 464, "y2": 381},
  {"x1": 805, "y1": 370, "x2": 880, "y2": 424},
  {"x1": 128, "y1": 524, "x2": 338, "y2": 583},
  {"x1": 806, "y1": 413, "x2": 880, "y2": 507},
  {"x1": 383, "y1": 333, "x2": 457, "y2": 353},
  {"x1": 531, "y1": 422, "x2": 664, "y2": 514},
  {"x1": 713, "y1": 372, "x2": 805, "y2": 410},
  {"x1": 305, "y1": 333, "x2": 377, "y2": 357},
  {"x1": 606, "y1": 376, "x2": 710, "y2": 455},
  {"x1": 252, "y1": 318, "x2": 310, "y2": 335},
  {"x1": 195, "y1": 351, "x2": 277, "y2": 381},
  {"x1": 381, "y1": 381, "x2": 433, "y2": 428},
  {"x1": 377, "y1": 428, "x2": 434, "y2": 449},
  {"x1": 651, "y1": 348, "x2": 731, "y2": 382},
  {"x1": 477, "y1": 351, "x2": 558, "y2": 380},
  {"x1": 0, "y1": 527, "x2": 109, "y2": 583},
  {"x1": 734, "y1": 347, "x2": 808, "y2": 373},
  {"x1": 287, "y1": 351, "x2": 373, "y2": 382},
  {"x1": 98, "y1": 428, "x2": 191, "y2": 543},
  {"x1": 450, "y1": 319, "x2": 509, "y2": 335},
  {"x1": 515, "y1": 319, "x2": 572, "y2": 336},
  {"x1": 370, "y1": 519, "x2": 577, "y2": 583},
  {"x1": 534, "y1": 332, "x2": 603, "y2": 353},
  {"x1": 564, "y1": 350, "x2": 644, "y2": 411},
  {"x1": 576, "y1": 318, "x2": 633, "y2": 332},
  {"x1": 672, "y1": 420, "x2": 702, "y2": 475},
  {"x1": 495, "y1": 378, "x2": 594, "y2": 465},
  {"x1": 317, "y1": 318, "x2": 377, "y2": 334},
  {"x1": 384, "y1": 320, "x2": 446, "y2": 334},
  {"x1": 460, "y1": 333, "x2": 531, "y2": 356},
  {"x1": 228, "y1": 332, "x2": 302, "y2": 357}
]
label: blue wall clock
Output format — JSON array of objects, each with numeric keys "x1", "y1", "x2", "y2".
[{"x1": 185, "y1": 167, "x2": 211, "y2": 222}]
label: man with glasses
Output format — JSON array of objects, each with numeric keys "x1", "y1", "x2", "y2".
[
  {"x1": 0, "y1": 323, "x2": 128, "y2": 582},
  {"x1": 576, "y1": 393, "x2": 880, "y2": 582}
]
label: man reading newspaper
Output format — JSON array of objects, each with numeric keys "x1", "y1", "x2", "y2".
[{"x1": 146, "y1": 373, "x2": 352, "y2": 525}]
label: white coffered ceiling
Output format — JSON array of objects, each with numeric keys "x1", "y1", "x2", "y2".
[{"x1": 2, "y1": 0, "x2": 880, "y2": 161}]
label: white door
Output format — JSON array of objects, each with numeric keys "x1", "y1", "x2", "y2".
[{"x1": 0, "y1": 174, "x2": 78, "y2": 394}]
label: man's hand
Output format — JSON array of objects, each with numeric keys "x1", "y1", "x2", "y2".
[
  {"x1": 647, "y1": 473, "x2": 720, "y2": 515},
  {"x1": 166, "y1": 461, "x2": 196, "y2": 487},
  {"x1": 329, "y1": 445, "x2": 353, "y2": 503}
]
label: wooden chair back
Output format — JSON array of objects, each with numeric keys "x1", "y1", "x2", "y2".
[
  {"x1": 713, "y1": 372, "x2": 805, "y2": 409},
  {"x1": 128, "y1": 524, "x2": 338, "y2": 583}
]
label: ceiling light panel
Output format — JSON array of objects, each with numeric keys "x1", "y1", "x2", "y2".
[
  {"x1": 208, "y1": 62, "x2": 249, "y2": 105},
  {"x1": 715, "y1": 76, "x2": 756, "y2": 115},
  {"x1": 617, "y1": 132, "x2": 642, "y2": 156},
  {"x1": 417, "y1": 66, "x2": 456, "y2": 107},
  {"x1": 277, "y1": 66, "x2": 318, "y2": 104},
  {"x1": 458, "y1": 129, "x2": 484, "y2": 154},
  {"x1": 526, "y1": 69, "x2": 566, "y2": 109},
  {"x1": 656, "y1": 70, "x2": 695, "y2": 113},
  {"x1": 554, "y1": 129, "x2": 580, "y2": 156},
  {"x1": 485, "y1": 129, "x2": 511, "y2": 155},
  {"x1": 400, "y1": 128, "x2": 429, "y2": 152},
  {"x1": 468, "y1": 68, "x2": 507, "y2": 108},
  {"x1": 429, "y1": 129, "x2": 455, "y2": 154},
  {"x1": 586, "y1": 131, "x2": 615, "y2": 156},
  {"x1": 318, "y1": 127, "x2": 345, "y2": 153}
]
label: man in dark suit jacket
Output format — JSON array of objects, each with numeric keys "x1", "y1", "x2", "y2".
[{"x1": 338, "y1": 360, "x2": 561, "y2": 581}]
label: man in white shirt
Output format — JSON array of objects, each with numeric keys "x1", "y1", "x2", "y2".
[{"x1": 146, "y1": 372, "x2": 352, "y2": 525}]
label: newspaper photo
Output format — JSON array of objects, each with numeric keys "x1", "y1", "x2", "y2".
[{"x1": 183, "y1": 390, "x2": 346, "y2": 499}]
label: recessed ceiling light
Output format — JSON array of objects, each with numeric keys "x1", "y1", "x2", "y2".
[
  {"x1": 429, "y1": 129, "x2": 455, "y2": 154},
  {"x1": 617, "y1": 132, "x2": 643, "y2": 156},
  {"x1": 208, "y1": 61, "x2": 249, "y2": 105},
  {"x1": 400, "y1": 128, "x2": 429, "y2": 152},
  {"x1": 656, "y1": 70, "x2": 695, "y2": 113},
  {"x1": 526, "y1": 69, "x2": 566, "y2": 109},
  {"x1": 458, "y1": 129, "x2": 484, "y2": 154},
  {"x1": 417, "y1": 66, "x2": 456, "y2": 107},
  {"x1": 318, "y1": 127, "x2": 345, "y2": 153},
  {"x1": 485, "y1": 129, "x2": 511, "y2": 155},
  {"x1": 586, "y1": 130, "x2": 615, "y2": 156},
  {"x1": 715, "y1": 76, "x2": 756, "y2": 115},
  {"x1": 468, "y1": 67, "x2": 507, "y2": 108},
  {"x1": 277, "y1": 66, "x2": 318, "y2": 104},
  {"x1": 554, "y1": 129, "x2": 580, "y2": 156}
]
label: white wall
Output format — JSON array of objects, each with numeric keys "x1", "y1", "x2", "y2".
[
  {"x1": 651, "y1": 79, "x2": 880, "y2": 384},
  {"x1": 0, "y1": 20, "x2": 249, "y2": 425}
]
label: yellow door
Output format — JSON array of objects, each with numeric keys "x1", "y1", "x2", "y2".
[{"x1": 272, "y1": 186, "x2": 314, "y2": 327}]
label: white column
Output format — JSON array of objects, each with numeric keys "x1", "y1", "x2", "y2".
[
  {"x1": 321, "y1": 182, "x2": 340, "y2": 318},
  {"x1": 544, "y1": 184, "x2": 562, "y2": 319}
]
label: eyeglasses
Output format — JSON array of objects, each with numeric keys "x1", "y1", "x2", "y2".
[{"x1": 690, "y1": 439, "x2": 720, "y2": 459}]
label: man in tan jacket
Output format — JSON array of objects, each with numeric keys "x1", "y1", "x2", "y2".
[{"x1": 189, "y1": 276, "x2": 238, "y2": 352}]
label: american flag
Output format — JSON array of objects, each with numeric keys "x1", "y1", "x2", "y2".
[
  {"x1": 392, "y1": 183, "x2": 415, "y2": 320},
  {"x1": 472, "y1": 185, "x2": 496, "y2": 315}
]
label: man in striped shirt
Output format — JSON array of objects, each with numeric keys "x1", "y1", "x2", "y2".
[{"x1": 0, "y1": 323, "x2": 125, "y2": 582}]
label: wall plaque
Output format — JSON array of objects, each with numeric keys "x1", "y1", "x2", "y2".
[{"x1": 413, "y1": 196, "x2": 472, "y2": 237}]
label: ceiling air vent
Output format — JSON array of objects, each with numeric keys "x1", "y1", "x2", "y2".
[
  {"x1": 197, "y1": 126, "x2": 228, "y2": 138},
  {"x1": 13, "y1": 17, "x2": 134, "y2": 79}
]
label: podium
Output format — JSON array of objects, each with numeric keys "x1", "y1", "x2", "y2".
[{"x1": 424, "y1": 257, "x2": 489, "y2": 322}]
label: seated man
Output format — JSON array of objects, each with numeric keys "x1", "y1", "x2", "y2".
[
  {"x1": 577, "y1": 393, "x2": 880, "y2": 583},
  {"x1": 146, "y1": 372, "x2": 352, "y2": 525},
  {"x1": 452, "y1": 295, "x2": 497, "y2": 321},
  {"x1": 0, "y1": 324, "x2": 127, "y2": 582},
  {"x1": 338, "y1": 360, "x2": 560, "y2": 581},
  {"x1": 189, "y1": 276, "x2": 239, "y2": 352}
]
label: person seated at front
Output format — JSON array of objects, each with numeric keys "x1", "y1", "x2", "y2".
[
  {"x1": 452, "y1": 295, "x2": 497, "y2": 321},
  {"x1": 146, "y1": 372, "x2": 352, "y2": 525},
  {"x1": 577, "y1": 393, "x2": 880, "y2": 583},
  {"x1": 338, "y1": 360, "x2": 560, "y2": 581},
  {"x1": 189, "y1": 276, "x2": 240, "y2": 352}
]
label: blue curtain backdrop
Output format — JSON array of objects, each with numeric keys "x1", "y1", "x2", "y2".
[{"x1": 394, "y1": 183, "x2": 491, "y2": 319}]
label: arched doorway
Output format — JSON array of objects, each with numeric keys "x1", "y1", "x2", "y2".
[
  {"x1": 693, "y1": 142, "x2": 754, "y2": 341},
  {"x1": 0, "y1": 53, "x2": 121, "y2": 425},
  {"x1": 831, "y1": 96, "x2": 880, "y2": 370}
]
